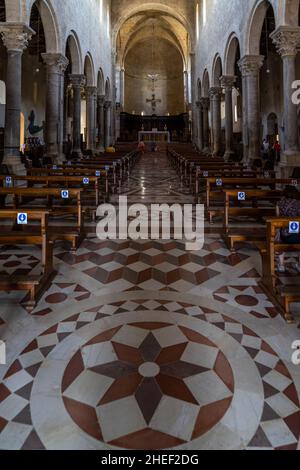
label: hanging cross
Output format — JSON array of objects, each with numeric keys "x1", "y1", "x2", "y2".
[
  {"x1": 147, "y1": 74, "x2": 159, "y2": 92},
  {"x1": 146, "y1": 94, "x2": 161, "y2": 113}
]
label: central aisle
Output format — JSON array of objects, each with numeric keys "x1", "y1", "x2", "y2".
[{"x1": 0, "y1": 150, "x2": 299, "y2": 451}]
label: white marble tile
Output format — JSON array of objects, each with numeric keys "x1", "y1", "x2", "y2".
[
  {"x1": 186, "y1": 371, "x2": 232, "y2": 406},
  {"x1": 150, "y1": 396, "x2": 199, "y2": 441},
  {"x1": 63, "y1": 370, "x2": 113, "y2": 407}
]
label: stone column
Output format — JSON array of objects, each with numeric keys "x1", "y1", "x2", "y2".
[
  {"x1": 271, "y1": 27, "x2": 300, "y2": 172},
  {"x1": 85, "y1": 85, "x2": 97, "y2": 151},
  {"x1": 0, "y1": 23, "x2": 34, "y2": 173},
  {"x1": 238, "y1": 55, "x2": 264, "y2": 163},
  {"x1": 209, "y1": 87, "x2": 222, "y2": 156},
  {"x1": 221, "y1": 75, "x2": 236, "y2": 160},
  {"x1": 196, "y1": 101, "x2": 203, "y2": 151},
  {"x1": 200, "y1": 97, "x2": 210, "y2": 151},
  {"x1": 97, "y1": 95, "x2": 105, "y2": 150},
  {"x1": 104, "y1": 101, "x2": 112, "y2": 149},
  {"x1": 69, "y1": 74, "x2": 86, "y2": 155},
  {"x1": 120, "y1": 68, "x2": 125, "y2": 109},
  {"x1": 42, "y1": 53, "x2": 69, "y2": 163}
]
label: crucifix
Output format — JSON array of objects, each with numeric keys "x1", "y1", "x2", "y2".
[{"x1": 146, "y1": 93, "x2": 161, "y2": 113}]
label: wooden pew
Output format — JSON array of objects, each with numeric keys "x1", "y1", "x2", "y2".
[
  {"x1": 28, "y1": 168, "x2": 110, "y2": 200},
  {"x1": 222, "y1": 189, "x2": 283, "y2": 251},
  {"x1": 204, "y1": 178, "x2": 299, "y2": 223},
  {"x1": 0, "y1": 187, "x2": 85, "y2": 251},
  {"x1": 0, "y1": 175, "x2": 100, "y2": 207},
  {"x1": 0, "y1": 209, "x2": 55, "y2": 312},
  {"x1": 258, "y1": 217, "x2": 300, "y2": 323}
]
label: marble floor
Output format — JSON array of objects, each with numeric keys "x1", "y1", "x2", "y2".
[{"x1": 0, "y1": 151, "x2": 300, "y2": 450}]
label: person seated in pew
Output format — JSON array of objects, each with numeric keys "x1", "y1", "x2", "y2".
[
  {"x1": 106, "y1": 144, "x2": 116, "y2": 153},
  {"x1": 276, "y1": 186, "x2": 300, "y2": 274}
]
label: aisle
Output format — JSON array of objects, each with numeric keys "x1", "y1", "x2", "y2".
[{"x1": 0, "y1": 150, "x2": 299, "y2": 450}]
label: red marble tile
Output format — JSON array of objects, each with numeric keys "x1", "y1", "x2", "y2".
[
  {"x1": 235, "y1": 295, "x2": 259, "y2": 307},
  {"x1": 0, "y1": 416, "x2": 8, "y2": 432},
  {"x1": 99, "y1": 373, "x2": 142, "y2": 405},
  {"x1": 214, "y1": 351, "x2": 235, "y2": 393},
  {"x1": 4, "y1": 359, "x2": 22, "y2": 379},
  {"x1": 284, "y1": 411, "x2": 300, "y2": 439},
  {"x1": 0, "y1": 383, "x2": 10, "y2": 403},
  {"x1": 156, "y1": 374, "x2": 198, "y2": 405},
  {"x1": 62, "y1": 350, "x2": 85, "y2": 393},
  {"x1": 21, "y1": 339, "x2": 38, "y2": 354},
  {"x1": 156, "y1": 343, "x2": 188, "y2": 365},
  {"x1": 274, "y1": 361, "x2": 292, "y2": 380},
  {"x1": 112, "y1": 342, "x2": 143, "y2": 366},
  {"x1": 40, "y1": 324, "x2": 58, "y2": 336},
  {"x1": 63, "y1": 396, "x2": 103, "y2": 441},
  {"x1": 130, "y1": 322, "x2": 171, "y2": 330},
  {"x1": 192, "y1": 397, "x2": 232, "y2": 439},
  {"x1": 283, "y1": 384, "x2": 300, "y2": 407},
  {"x1": 85, "y1": 326, "x2": 122, "y2": 346},
  {"x1": 179, "y1": 326, "x2": 216, "y2": 348},
  {"x1": 109, "y1": 428, "x2": 186, "y2": 450},
  {"x1": 261, "y1": 341, "x2": 277, "y2": 356},
  {"x1": 45, "y1": 293, "x2": 68, "y2": 304}
]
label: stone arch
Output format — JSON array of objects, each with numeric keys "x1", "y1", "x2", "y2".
[
  {"x1": 202, "y1": 69, "x2": 210, "y2": 97},
  {"x1": 84, "y1": 53, "x2": 95, "y2": 86},
  {"x1": 224, "y1": 34, "x2": 241, "y2": 76},
  {"x1": 28, "y1": 0, "x2": 60, "y2": 53},
  {"x1": 65, "y1": 32, "x2": 82, "y2": 74},
  {"x1": 212, "y1": 54, "x2": 223, "y2": 87},
  {"x1": 97, "y1": 68, "x2": 105, "y2": 96},
  {"x1": 247, "y1": 0, "x2": 277, "y2": 55},
  {"x1": 105, "y1": 78, "x2": 111, "y2": 100}
]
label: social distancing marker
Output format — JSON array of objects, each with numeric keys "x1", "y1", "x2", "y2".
[
  {"x1": 17, "y1": 213, "x2": 28, "y2": 225},
  {"x1": 83, "y1": 178, "x2": 89, "y2": 185},
  {"x1": 61, "y1": 190, "x2": 69, "y2": 199},
  {"x1": 216, "y1": 179, "x2": 223, "y2": 187},
  {"x1": 95, "y1": 171, "x2": 101, "y2": 177},
  {"x1": 238, "y1": 192, "x2": 246, "y2": 201},
  {"x1": 289, "y1": 221, "x2": 300, "y2": 234}
]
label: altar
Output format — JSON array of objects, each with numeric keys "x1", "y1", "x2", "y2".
[{"x1": 138, "y1": 130, "x2": 170, "y2": 143}]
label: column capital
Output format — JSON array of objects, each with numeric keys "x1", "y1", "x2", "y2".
[
  {"x1": 196, "y1": 101, "x2": 202, "y2": 109},
  {"x1": 42, "y1": 53, "x2": 69, "y2": 74},
  {"x1": 209, "y1": 87, "x2": 222, "y2": 99},
  {"x1": 200, "y1": 97, "x2": 210, "y2": 109},
  {"x1": 85, "y1": 85, "x2": 97, "y2": 97},
  {"x1": 97, "y1": 94, "x2": 105, "y2": 104},
  {"x1": 220, "y1": 75, "x2": 236, "y2": 90},
  {"x1": 69, "y1": 74, "x2": 86, "y2": 89},
  {"x1": 0, "y1": 23, "x2": 35, "y2": 52},
  {"x1": 238, "y1": 55, "x2": 264, "y2": 77},
  {"x1": 271, "y1": 26, "x2": 300, "y2": 58},
  {"x1": 104, "y1": 100, "x2": 112, "y2": 109}
]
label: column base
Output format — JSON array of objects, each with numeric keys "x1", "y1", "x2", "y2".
[
  {"x1": 279, "y1": 151, "x2": 300, "y2": 178},
  {"x1": 2, "y1": 155, "x2": 26, "y2": 175}
]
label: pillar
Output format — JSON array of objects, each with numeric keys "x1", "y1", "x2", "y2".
[
  {"x1": 196, "y1": 101, "x2": 203, "y2": 151},
  {"x1": 0, "y1": 23, "x2": 34, "y2": 173},
  {"x1": 238, "y1": 55, "x2": 264, "y2": 163},
  {"x1": 221, "y1": 75, "x2": 236, "y2": 160},
  {"x1": 271, "y1": 26, "x2": 300, "y2": 174},
  {"x1": 209, "y1": 87, "x2": 222, "y2": 156},
  {"x1": 120, "y1": 68, "x2": 125, "y2": 109},
  {"x1": 69, "y1": 74, "x2": 86, "y2": 155},
  {"x1": 85, "y1": 85, "x2": 97, "y2": 151},
  {"x1": 104, "y1": 101, "x2": 112, "y2": 149},
  {"x1": 42, "y1": 53, "x2": 69, "y2": 163},
  {"x1": 97, "y1": 95, "x2": 105, "y2": 150},
  {"x1": 200, "y1": 97, "x2": 210, "y2": 151}
]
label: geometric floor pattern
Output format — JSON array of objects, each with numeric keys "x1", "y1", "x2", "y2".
[{"x1": 0, "y1": 152, "x2": 300, "y2": 450}]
